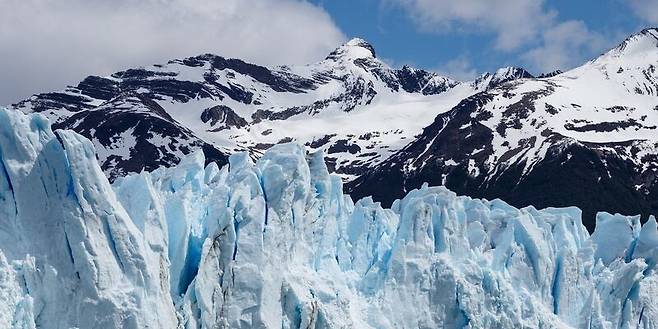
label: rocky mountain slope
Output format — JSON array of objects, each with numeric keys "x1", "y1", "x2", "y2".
[
  {"x1": 1, "y1": 108, "x2": 658, "y2": 329},
  {"x1": 8, "y1": 29, "x2": 658, "y2": 230},
  {"x1": 349, "y1": 28, "x2": 658, "y2": 231}
]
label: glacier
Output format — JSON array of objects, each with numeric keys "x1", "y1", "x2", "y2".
[{"x1": 0, "y1": 106, "x2": 657, "y2": 329}]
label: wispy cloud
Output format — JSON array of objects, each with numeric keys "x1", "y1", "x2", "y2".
[
  {"x1": 434, "y1": 56, "x2": 478, "y2": 81},
  {"x1": 0, "y1": 0, "x2": 346, "y2": 104},
  {"x1": 522, "y1": 21, "x2": 607, "y2": 73},
  {"x1": 388, "y1": 0, "x2": 555, "y2": 51},
  {"x1": 389, "y1": 0, "x2": 612, "y2": 73},
  {"x1": 626, "y1": 0, "x2": 658, "y2": 24}
]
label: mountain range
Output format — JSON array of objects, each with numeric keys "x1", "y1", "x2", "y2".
[{"x1": 8, "y1": 28, "x2": 658, "y2": 231}]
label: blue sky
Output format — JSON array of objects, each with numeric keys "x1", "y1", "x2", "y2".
[{"x1": 310, "y1": 0, "x2": 651, "y2": 79}]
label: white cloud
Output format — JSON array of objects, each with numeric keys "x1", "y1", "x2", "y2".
[
  {"x1": 0, "y1": 0, "x2": 346, "y2": 104},
  {"x1": 389, "y1": 0, "x2": 555, "y2": 50},
  {"x1": 390, "y1": 0, "x2": 612, "y2": 74},
  {"x1": 434, "y1": 57, "x2": 478, "y2": 81},
  {"x1": 522, "y1": 21, "x2": 607, "y2": 73},
  {"x1": 627, "y1": 0, "x2": 658, "y2": 23}
]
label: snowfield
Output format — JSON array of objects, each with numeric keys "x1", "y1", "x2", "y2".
[{"x1": 1, "y1": 108, "x2": 657, "y2": 328}]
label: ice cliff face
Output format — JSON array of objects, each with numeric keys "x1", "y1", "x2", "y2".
[{"x1": 1, "y1": 107, "x2": 658, "y2": 328}]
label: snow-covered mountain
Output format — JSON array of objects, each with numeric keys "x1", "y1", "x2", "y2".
[
  {"x1": 8, "y1": 37, "x2": 466, "y2": 181},
  {"x1": 349, "y1": 28, "x2": 658, "y2": 231},
  {"x1": 1, "y1": 107, "x2": 658, "y2": 329},
  {"x1": 8, "y1": 29, "x2": 658, "y2": 230},
  {"x1": 6, "y1": 36, "x2": 531, "y2": 179}
]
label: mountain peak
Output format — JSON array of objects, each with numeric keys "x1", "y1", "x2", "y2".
[
  {"x1": 596, "y1": 28, "x2": 658, "y2": 63},
  {"x1": 471, "y1": 66, "x2": 533, "y2": 90},
  {"x1": 614, "y1": 28, "x2": 658, "y2": 54},
  {"x1": 492, "y1": 66, "x2": 534, "y2": 79},
  {"x1": 345, "y1": 38, "x2": 375, "y2": 53},
  {"x1": 326, "y1": 37, "x2": 376, "y2": 61},
  {"x1": 537, "y1": 70, "x2": 563, "y2": 78}
]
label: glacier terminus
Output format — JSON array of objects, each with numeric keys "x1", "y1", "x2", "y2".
[{"x1": 0, "y1": 108, "x2": 658, "y2": 328}]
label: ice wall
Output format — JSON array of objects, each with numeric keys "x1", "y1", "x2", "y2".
[
  {"x1": 0, "y1": 108, "x2": 177, "y2": 328},
  {"x1": 0, "y1": 107, "x2": 657, "y2": 328}
]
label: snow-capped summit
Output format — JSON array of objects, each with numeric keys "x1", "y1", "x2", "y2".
[
  {"x1": 472, "y1": 66, "x2": 534, "y2": 90},
  {"x1": 578, "y1": 27, "x2": 658, "y2": 97},
  {"x1": 595, "y1": 27, "x2": 658, "y2": 63},
  {"x1": 325, "y1": 37, "x2": 377, "y2": 60},
  {"x1": 491, "y1": 66, "x2": 534, "y2": 81}
]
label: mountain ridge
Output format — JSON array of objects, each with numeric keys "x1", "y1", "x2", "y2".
[{"x1": 7, "y1": 29, "x2": 658, "y2": 230}]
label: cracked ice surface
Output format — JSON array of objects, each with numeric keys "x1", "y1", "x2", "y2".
[{"x1": 0, "y1": 107, "x2": 658, "y2": 328}]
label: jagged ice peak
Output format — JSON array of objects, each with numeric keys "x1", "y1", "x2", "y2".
[{"x1": 2, "y1": 106, "x2": 658, "y2": 328}]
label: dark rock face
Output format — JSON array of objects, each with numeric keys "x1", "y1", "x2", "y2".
[
  {"x1": 201, "y1": 105, "x2": 247, "y2": 131},
  {"x1": 308, "y1": 134, "x2": 336, "y2": 148},
  {"x1": 77, "y1": 76, "x2": 121, "y2": 100},
  {"x1": 365, "y1": 64, "x2": 459, "y2": 96},
  {"x1": 53, "y1": 95, "x2": 228, "y2": 181},
  {"x1": 200, "y1": 54, "x2": 317, "y2": 93},
  {"x1": 394, "y1": 66, "x2": 459, "y2": 95},
  {"x1": 328, "y1": 139, "x2": 361, "y2": 154},
  {"x1": 564, "y1": 119, "x2": 656, "y2": 133},
  {"x1": 15, "y1": 92, "x2": 94, "y2": 114},
  {"x1": 537, "y1": 70, "x2": 563, "y2": 78},
  {"x1": 347, "y1": 91, "x2": 658, "y2": 232},
  {"x1": 473, "y1": 67, "x2": 535, "y2": 90}
]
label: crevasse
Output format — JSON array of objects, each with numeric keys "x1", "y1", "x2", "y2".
[{"x1": 0, "y1": 107, "x2": 657, "y2": 328}]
